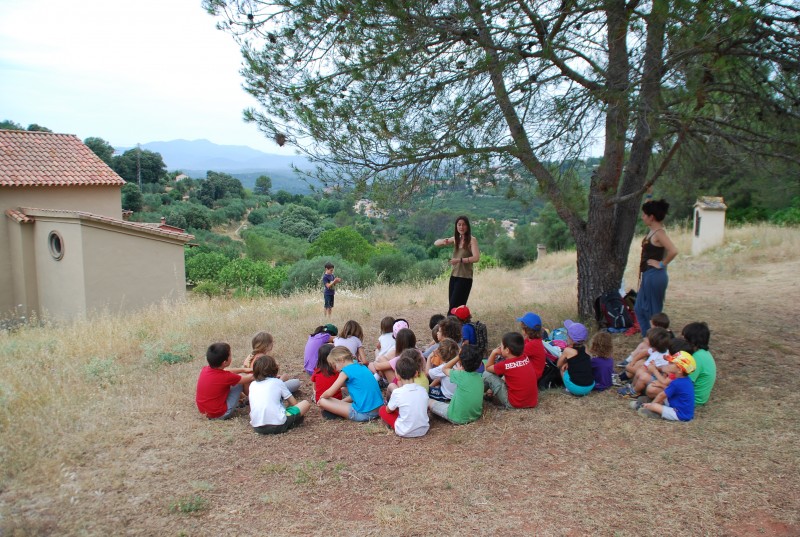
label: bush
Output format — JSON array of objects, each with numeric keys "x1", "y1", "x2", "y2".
[
  {"x1": 217, "y1": 259, "x2": 287, "y2": 294},
  {"x1": 404, "y1": 259, "x2": 448, "y2": 282},
  {"x1": 248, "y1": 207, "x2": 270, "y2": 225},
  {"x1": 192, "y1": 281, "x2": 223, "y2": 297},
  {"x1": 185, "y1": 252, "x2": 230, "y2": 283},
  {"x1": 369, "y1": 253, "x2": 414, "y2": 283},
  {"x1": 306, "y1": 227, "x2": 375, "y2": 264},
  {"x1": 476, "y1": 254, "x2": 501, "y2": 271}
]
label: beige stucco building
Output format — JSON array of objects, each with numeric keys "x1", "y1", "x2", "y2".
[{"x1": 1, "y1": 130, "x2": 193, "y2": 320}]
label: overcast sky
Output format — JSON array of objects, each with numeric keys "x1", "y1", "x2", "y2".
[{"x1": 0, "y1": 0, "x2": 294, "y2": 154}]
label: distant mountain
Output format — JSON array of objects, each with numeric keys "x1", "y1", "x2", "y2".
[{"x1": 116, "y1": 139, "x2": 319, "y2": 193}]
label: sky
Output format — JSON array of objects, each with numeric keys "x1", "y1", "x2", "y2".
[{"x1": 0, "y1": 0, "x2": 294, "y2": 154}]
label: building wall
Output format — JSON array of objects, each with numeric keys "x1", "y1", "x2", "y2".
[
  {"x1": 0, "y1": 185, "x2": 121, "y2": 315},
  {"x1": 81, "y1": 224, "x2": 186, "y2": 315},
  {"x1": 31, "y1": 219, "x2": 88, "y2": 319},
  {"x1": 692, "y1": 209, "x2": 726, "y2": 256}
]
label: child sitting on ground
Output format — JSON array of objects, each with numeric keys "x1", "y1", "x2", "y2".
[
  {"x1": 244, "y1": 331, "x2": 301, "y2": 392},
  {"x1": 311, "y1": 344, "x2": 342, "y2": 403},
  {"x1": 589, "y1": 331, "x2": 615, "y2": 391},
  {"x1": 427, "y1": 338, "x2": 461, "y2": 401},
  {"x1": 334, "y1": 320, "x2": 367, "y2": 364},
  {"x1": 682, "y1": 321, "x2": 716, "y2": 406},
  {"x1": 617, "y1": 327, "x2": 671, "y2": 399},
  {"x1": 317, "y1": 347, "x2": 384, "y2": 422},
  {"x1": 195, "y1": 342, "x2": 253, "y2": 420},
  {"x1": 517, "y1": 311, "x2": 547, "y2": 380},
  {"x1": 557, "y1": 320, "x2": 596, "y2": 396},
  {"x1": 428, "y1": 344, "x2": 485, "y2": 424},
  {"x1": 483, "y1": 332, "x2": 538, "y2": 409},
  {"x1": 618, "y1": 312, "x2": 671, "y2": 369},
  {"x1": 378, "y1": 351, "x2": 430, "y2": 438},
  {"x1": 375, "y1": 316, "x2": 396, "y2": 360},
  {"x1": 371, "y1": 325, "x2": 415, "y2": 384},
  {"x1": 422, "y1": 313, "x2": 446, "y2": 359},
  {"x1": 642, "y1": 337, "x2": 694, "y2": 399},
  {"x1": 450, "y1": 305, "x2": 476, "y2": 346},
  {"x1": 634, "y1": 351, "x2": 696, "y2": 421},
  {"x1": 303, "y1": 324, "x2": 337, "y2": 375},
  {"x1": 249, "y1": 355, "x2": 311, "y2": 435}
]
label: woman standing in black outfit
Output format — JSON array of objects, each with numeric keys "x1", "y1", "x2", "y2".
[{"x1": 434, "y1": 215, "x2": 481, "y2": 311}]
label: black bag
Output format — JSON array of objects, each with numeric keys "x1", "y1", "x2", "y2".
[
  {"x1": 467, "y1": 320, "x2": 489, "y2": 358},
  {"x1": 594, "y1": 290, "x2": 634, "y2": 329},
  {"x1": 538, "y1": 357, "x2": 564, "y2": 390}
]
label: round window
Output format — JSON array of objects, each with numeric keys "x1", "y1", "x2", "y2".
[{"x1": 48, "y1": 231, "x2": 64, "y2": 260}]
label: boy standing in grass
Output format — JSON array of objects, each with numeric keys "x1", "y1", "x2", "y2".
[
  {"x1": 195, "y1": 342, "x2": 253, "y2": 420},
  {"x1": 322, "y1": 262, "x2": 342, "y2": 317},
  {"x1": 483, "y1": 332, "x2": 538, "y2": 409}
]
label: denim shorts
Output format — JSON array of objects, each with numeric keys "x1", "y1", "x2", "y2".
[
  {"x1": 348, "y1": 406, "x2": 380, "y2": 422},
  {"x1": 324, "y1": 294, "x2": 334, "y2": 309}
]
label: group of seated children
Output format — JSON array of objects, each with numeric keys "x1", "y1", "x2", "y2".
[
  {"x1": 194, "y1": 308, "x2": 717, "y2": 437},
  {"x1": 615, "y1": 313, "x2": 717, "y2": 422}
]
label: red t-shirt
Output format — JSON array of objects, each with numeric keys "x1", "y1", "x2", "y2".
[
  {"x1": 311, "y1": 368, "x2": 343, "y2": 402},
  {"x1": 523, "y1": 338, "x2": 547, "y2": 380},
  {"x1": 493, "y1": 354, "x2": 538, "y2": 408},
  {"x1": 195, "y1": 366, "x2": 242, "y2": 418}
]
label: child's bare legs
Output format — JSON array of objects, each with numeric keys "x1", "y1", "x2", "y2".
[
  {"x1": 317, "y1": 397, "x2": 351, "y2": 418},
  {"x1": 294, "y1": 400, "x2": 312, "y2": 416},
  {"x1": 645, "y1": 380, "x2": 666, "y2": 399},
  {"x1": 386, "y1": 383, "x2": 398, "y2": 396},
  {"x1": 631, "y1": 368, "x2": 650, "y2": 394},
  {"x1": 371, "y1": 360, "x2": 396, "y2": 383}
]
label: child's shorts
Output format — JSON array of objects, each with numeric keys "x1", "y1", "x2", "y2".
[
  {"x1": 563, "y1": 371, "x2": 595, "y2": 396},
  {"x1": 349, "y1": 406, "x2": 380, "y2": 422},
  {"x1": 324, "y1": 294, "x2": 334, "y2": 309},
  {"x1": 660, "y1": 400, "x2": 680, "y2": 421},
  {"x1": 253, "y1": 409, "x2": 304, "y2": 435}
]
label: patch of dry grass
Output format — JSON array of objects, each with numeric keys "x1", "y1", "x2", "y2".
[{"x1": 1, "y1": 224, "x2": 799, "y2": 536}]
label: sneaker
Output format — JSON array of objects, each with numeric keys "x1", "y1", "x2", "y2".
[
  {"x1": 618, "y1": 371, "x2": 630, "y2": 382},
  {"x1": 612, "y1": 374, "x2": 623, "y2": 387},
  {"x1": 637, "y1": 407, "x2": 660, "y2": 419},
  {"x1": 617, "y1": 385, "x2": 639, "y2": 398},
  {"x1": 377, "y1": 378, "x2": 389, "y2": 390},
  {"x1": 616, "y1": 356, "x2": 632, "y2": 368}
]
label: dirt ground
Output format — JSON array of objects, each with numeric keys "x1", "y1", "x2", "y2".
[{"x1": 2, "y1": 258, "x2": 799, "y2": 536}]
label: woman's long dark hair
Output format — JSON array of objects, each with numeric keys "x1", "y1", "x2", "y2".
[{"x1": 453, "y1": 215, "x2": 472, "y2": 254}]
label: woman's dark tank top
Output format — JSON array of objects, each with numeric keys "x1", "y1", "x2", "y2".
[
  {"x1": 640, "y1": 230, "x2": 666, "y2": 273},
  {"x1": 567, "y1": 345, "x2": 594, "y2": 387}
]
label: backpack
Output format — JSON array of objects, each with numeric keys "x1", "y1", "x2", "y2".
[
  {"x1": 594, "y1": 290, "x2": 634, "y2": 329},
  {"x1": 548, "y1": 327, "x2": 568, "y2": 343},
  {"x1": 538, "y1": 357, "x2": 564, "y2": 390},
  {"x1": 467, "y1": 320, "x2": 489, "y2": 358}
]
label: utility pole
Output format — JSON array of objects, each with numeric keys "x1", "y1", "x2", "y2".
[{"x1": 136, "y1": 143, "x2": 142, "y2": 189}]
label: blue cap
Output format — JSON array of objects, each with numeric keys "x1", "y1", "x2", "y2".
[{"x1": 516, "y1": 312, "x2": 543, "y2": 329}]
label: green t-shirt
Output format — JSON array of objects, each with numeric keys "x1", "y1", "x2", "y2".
[
  {"x1": 689, "y1": 349, "x2": 716, "y2": 405},
  {"x1": 447, "y1": 369, "x2": 484, "y2": 424}
]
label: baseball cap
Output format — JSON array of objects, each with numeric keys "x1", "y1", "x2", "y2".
[
  {"x1": 323, "y1": 324, "x2": 338, "y2": 336},
  {"x1": 564, "y1": 319, "x2": 588, "y2": 343},
  {"x1": 450, "y1": 305, "x2": 471, "y2": 321},
  {"x1": 516, "y1": 312, "x2": 542, "y2": 329},
  {"x1": 667, "y1": 350, "x2": 696, "y2": 374}
]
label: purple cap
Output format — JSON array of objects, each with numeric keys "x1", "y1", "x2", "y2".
[{"x1": 564, "y1": 319, "x2": 588, "y2": 343}]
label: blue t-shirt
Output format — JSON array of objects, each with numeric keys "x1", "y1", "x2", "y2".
[
  {"x1": 664, "y1": 376, "x2": 695, "y2": 421},
  {"x1": 342, "y1": 362, "x2": 384, "y2": 413},
  {"x1": 322, "y1": 273, "x2": 335, "y2": 296},
  {"x1": 462, "y1": 323, "x2": 476, "y2": 345}
]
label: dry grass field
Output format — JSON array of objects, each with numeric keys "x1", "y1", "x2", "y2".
[{"x1": 1, "y1": 224, "x2": 799, "y2": 536}]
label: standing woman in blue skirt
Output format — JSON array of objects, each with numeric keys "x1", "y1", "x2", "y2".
[
  {"x1": 434, "y1": 215, "x2": 481, "y2": 312},
  {"x1": 635, "y1": 199, "x2": 678, "y2": 334}
]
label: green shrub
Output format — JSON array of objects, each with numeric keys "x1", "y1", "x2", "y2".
[
  {"x1": 192, "y1": 281, "x2": 223, "y2": 297},
  {"x1": 217, "y1": 259, "x2": 287, "y2": 293},
  {"x1": 476, "y1": 254, "x2": 501, "y2": 271},
  {"x1": 369, "y1": 253, "x2": 414, "y2": 283},
  {"x1": 404, "y1": 259, "x2": 448, "y2": 282},
  {"x1": 169, "y1": 495, "x2": 208, "y2": 514},
  {"x1": 185, "y1": 252, "x2": 230, "y2": 284},
  {"x1": 84, "y1": 357, "x2": 120, "y2": 387}
]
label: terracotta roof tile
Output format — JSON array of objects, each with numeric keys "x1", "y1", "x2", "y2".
[
  {"x1": 0, "y1": 130, "x2": 126, "y2": 187},
  {"x1": 19, "y1": 207, "x2": 194, "y2": 242},
  {"x1": 5, "y1": 208, "x2": 33, "y2": 223}
]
